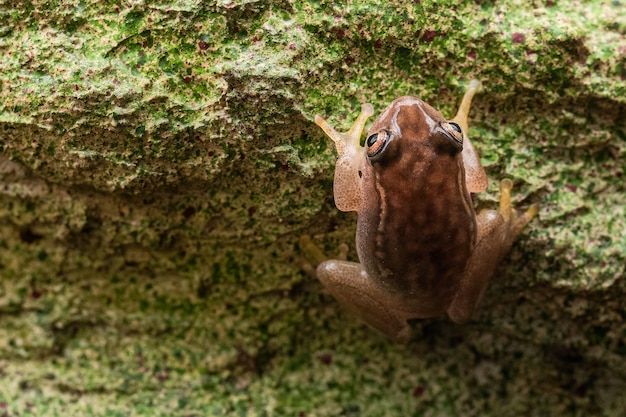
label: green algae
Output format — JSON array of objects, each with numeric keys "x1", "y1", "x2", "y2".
[{"x1": 1, "y1": 0, "x2": 626, "y2": 416}]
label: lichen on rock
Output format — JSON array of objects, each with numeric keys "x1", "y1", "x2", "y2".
[{"x1": 1, "y1": 1, "x2": 625, "y2": 416}]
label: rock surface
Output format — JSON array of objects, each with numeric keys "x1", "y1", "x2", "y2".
[{"x1": 1, "y1": 1, "x2": 625, "y2": 415}]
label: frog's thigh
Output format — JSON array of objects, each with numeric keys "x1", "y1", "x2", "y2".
[
  {"x1": 448, "y1": 179, "x2": 538, "y2": 323},
  {"x1": 447, "y1": 209, "x2": 506, "y2": 324},
  {"x1": 316, "y1": 260, "x2": 413, "y2": 343}
]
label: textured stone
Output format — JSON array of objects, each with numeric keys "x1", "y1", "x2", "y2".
[{"x1": 0, "y1": 1, "x2": 625, "y2": 415}]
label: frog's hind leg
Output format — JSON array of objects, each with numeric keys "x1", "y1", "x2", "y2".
[
  {"x1": 316, "y1": 260, "x2": 414, "y2": 343},
  {"x1": 497, "y1": 179, "x2": 540, "y2": 249},
  {"x1": 447, "y1": 179, "x2": 538, "y2": 323}
]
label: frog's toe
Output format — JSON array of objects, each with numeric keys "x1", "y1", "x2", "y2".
[
  {"x1": 510, "y1": 202, "x2": 540, "y2": 238},
  {"x1": 527, "y1": 203, "x2": 540, "y2": 218}
]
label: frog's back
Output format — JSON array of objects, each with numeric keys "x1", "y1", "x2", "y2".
[{"x1": 356, "y1": 97, "x2": 477, "y2": 313}]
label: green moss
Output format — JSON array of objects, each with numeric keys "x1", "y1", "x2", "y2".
[{"x1": 1, "y1": 0, "x2": 626, "y2": 416}]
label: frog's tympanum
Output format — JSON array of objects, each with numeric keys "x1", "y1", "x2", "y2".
[{"x1": 313, "y1": 81, "x2": 538, "y2": 343}]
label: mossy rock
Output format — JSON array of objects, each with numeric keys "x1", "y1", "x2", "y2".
[{"x1": 0, "y1": 1, "x2": 625, "y2": 415}]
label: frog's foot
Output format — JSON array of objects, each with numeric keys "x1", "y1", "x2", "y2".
[
  {"x1": 498, "y1": 179, "x2": 539, "y2": 246},
  {"x1": 314, "y1": 103, "x2": 374, "y2": 158},
  {"x1": 298, "y1": 235, "x2": 348, "y2": 278}
]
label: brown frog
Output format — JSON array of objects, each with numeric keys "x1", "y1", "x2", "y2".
[{"x1": 311, "y1": 80, "x2": 538, "y2": 343}]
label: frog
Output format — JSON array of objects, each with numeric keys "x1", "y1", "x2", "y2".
[{"x1": 310, "y1": 80, "x2": 539, "y2": 343}]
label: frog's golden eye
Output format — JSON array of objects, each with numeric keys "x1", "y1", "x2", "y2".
[
  {"x1": 366, "y1": 130, "x2": 394, "y2": 162},
  {"x1": 440, "y1": 122, "x2": 463, "y2": 144}
]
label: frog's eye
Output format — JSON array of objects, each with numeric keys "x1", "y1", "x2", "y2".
[
  {"x1": 440, "y1": 122, "x2": 463, "y2": 144},
  {"x1": 449, "y1": 122, "x2": 462, "y2": 134},
  {"x1": 366, "y1": 130, "x2": 394, "y2": 162}
]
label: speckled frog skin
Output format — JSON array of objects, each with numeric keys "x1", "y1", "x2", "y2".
[{"x1": 314, "y1": 81, "x2": 538, "y2": 343}]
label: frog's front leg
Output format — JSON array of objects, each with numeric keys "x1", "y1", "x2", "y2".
[
  {"x1": 447, "y1": 179, "x2": 539, "y2": 323},
  {"x1": 315, "y1": 104, "x2": 374, "y2": 212},
  {"x1": 316, "y1": 260, "x2": 415, "y2": 343},
  {"x1": 451, "y1": 79, "x2": 488, "y2": 193}
]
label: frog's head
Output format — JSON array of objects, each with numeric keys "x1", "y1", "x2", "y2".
[{"x1": 365, "y1": 97, "x2": 465, "y2": 169}]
